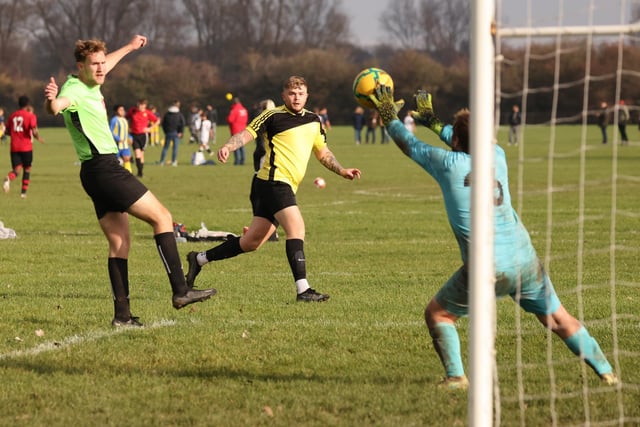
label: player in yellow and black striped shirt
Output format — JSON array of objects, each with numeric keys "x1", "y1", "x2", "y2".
[{"x1": 186, "y1": 76, "x2": 361, "y2": 302}]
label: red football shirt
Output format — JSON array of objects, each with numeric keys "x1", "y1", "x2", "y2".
[
  {"x1": 9, "y1": 109, "x2": 38, "y2": 152},
  {"x1": 127, "y1": 106, "x2": 158, "y2": 135}
]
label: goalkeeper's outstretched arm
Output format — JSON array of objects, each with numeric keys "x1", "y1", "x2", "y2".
[
  {"x1": 368, "y1": 84, "x2": 413, "y2": 157},
  {"x1": 411, "y1": 90, "x2": 444, "y2": 136}
]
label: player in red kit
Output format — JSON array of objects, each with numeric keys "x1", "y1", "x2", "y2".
[
  {"x1": 3, "y1": 96, "x2": 44, "y2": 198},
  {"x1": 126, "y1": 98, "x2": 158, "y2": 177}
]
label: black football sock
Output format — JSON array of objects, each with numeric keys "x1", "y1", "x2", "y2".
[
  {"x1": 108, "y1": 257, "x2": 131, "y2": 320},
  {"x1": 135, "y1": 158, "x2": 143, "y2": 176},
  {"x1": 154, "y1": 232, "x2": 189, "y2": 295},
  {"x1": 286, "y1": 239, "x2": 306, "y2": 281},
  {"x1": 205, "y1": 236, "x2": 243, "y2": 261}
]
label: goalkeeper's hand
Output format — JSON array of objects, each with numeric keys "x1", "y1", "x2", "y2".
[
  {"x1": 411, "y1": 90, "x2": 443, "y2": 136},
  {"x1": 368, "y1": 83, "x2": 405, "y2": 127}
]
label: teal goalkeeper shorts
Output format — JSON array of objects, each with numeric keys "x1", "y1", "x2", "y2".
[{"x1": 434, "y1": 260, "x2": 561, "y2": 318}]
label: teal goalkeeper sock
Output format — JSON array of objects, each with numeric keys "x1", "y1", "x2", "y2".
[
  {"x1": 430, "y1": 322, "x2": 465, "y2": 377},
  {"x1": 563, "y1": 327, "x2": 613, "y2": 375}
]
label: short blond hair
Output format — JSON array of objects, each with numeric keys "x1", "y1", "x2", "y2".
[{"x1": 283, "y1": 76, "x2": 307, "y2": 91}]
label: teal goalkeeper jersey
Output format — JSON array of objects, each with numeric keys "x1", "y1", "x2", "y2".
[
  {"x1": 58, "y1": 75, "x2": 117, "y2": 161},
  {"x1": 385, "y1": 120, "x2": 537, "y2": 270}
]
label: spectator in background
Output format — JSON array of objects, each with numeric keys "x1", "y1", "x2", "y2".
[
  {"x1": 110, "y1": 104, "x2": 133, "y2": 173},
  {"x1": 365, "y1": 110, "x2": 379, "y2": 143},
  {"x1": 160, "y1": 100, "x2": 186, "y2": 166},
  {"x1": 616, "y1": 99, "x2": 629, "y2": 145},
  {"x1": 206, "y1": 104, "x2": 218, "y2": 145},
  {"x1": 597, "y1": 101, "x2": 609, "y2": 144},
  {"x1": 147, "y1": 105, "x2": 161, "y2": 147},
  {"x1": 0, "y1": 107, "x2": 6, "y2": 143},
  {"x1": 189, "y1": 105, "x2": 201, "y2": 144},
  {"x1": 403, "y1": 110, "x2": 415, "y2": 134},
  {"x1": 127, "y1": 98, "x2": 159, "y2": 177},
  {"x1": 380, "y1": 122, "x2": 389, "y2": 144},
  {"x1": 2, "y1": 95, "x2": 45, "y2": 198},
  {"x1": 319, "y1": 107, "x2": 331, "y2": 132},
  {"x1": 227, "y1": 97, "x2": 249, "y2": 165},
  {"x1": 353, "y1": 106, "x2": 365, "y2": 144},
  {"x1": 508, "y1": 104, "x2": 521, "y2": 145},
  {"x1": 198, "y1": 109, "x2": 213, "y2": 156}
]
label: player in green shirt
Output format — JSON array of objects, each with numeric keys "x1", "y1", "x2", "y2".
[{"x1": 44, "y1": 35, "x2": 216, "y2": 327}]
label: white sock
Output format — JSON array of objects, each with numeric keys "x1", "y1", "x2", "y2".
[
  {"x1": 295, "y1": 279, "x2": 310, "y2": 294},
  {"x1": 196, "y1": 252, "x2": 208, "y2": 266}
]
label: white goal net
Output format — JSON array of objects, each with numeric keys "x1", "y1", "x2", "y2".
[{"x1": 469, "y1": 0, "x2": 640, "y2": 425}]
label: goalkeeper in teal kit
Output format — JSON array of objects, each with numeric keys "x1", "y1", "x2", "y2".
[{"x1": 369, "y1": 85, "x2": 618, "y2": 389}]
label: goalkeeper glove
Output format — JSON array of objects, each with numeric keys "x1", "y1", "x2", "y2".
[
  {"x1": 368, "y1": 84, "x2": 405, "y2": 127},
  {"x1": 411, "y1": 90, "x2": 444, "y2": 136}
]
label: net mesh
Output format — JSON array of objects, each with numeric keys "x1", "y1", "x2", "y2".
[{"x1": 491, "y1": 1, "x2": 640, "y2": 425}]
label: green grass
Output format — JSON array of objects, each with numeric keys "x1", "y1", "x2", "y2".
[{"x1": 0, "y1": 124, "x2": 638, "y2": 426}]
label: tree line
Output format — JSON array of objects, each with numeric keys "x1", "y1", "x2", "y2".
[{"x1": 0, "y1": 0, "x2": 637, "y2": 128}]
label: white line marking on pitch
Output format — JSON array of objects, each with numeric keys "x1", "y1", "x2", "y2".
[{"x1": 0, "y1": 319, "x2": 177, "y2": 361}]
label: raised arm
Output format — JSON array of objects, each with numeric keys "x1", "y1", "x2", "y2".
[{"x1": 105, "y1": 35, "x2": 147, "y2": 74}]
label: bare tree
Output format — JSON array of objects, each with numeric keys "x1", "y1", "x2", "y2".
[
  {"x1": 380, "y1": 0, "x2": 423, "y2": 50},
  {"x1": 182, "y1": 0, "x2": 350, "y2": 57},
  {"x1": 418, "y1": 0, "x2": 469, "y2": 64},
  {"x1": 251, "y1": 0, "x2": 296, "y2": 52},
  {"x1": 380, "y1": 0, "x2": 469, "y2": 64},
  {"x1": 182, "y1": 0, "x2": 235, "y2": 59},
  {"x1": 30, "y1": 0, "x2": 155, "y2": 72},
  {"x1": 0, "y1": 0, "x2": 33, "y2": 75},
  {"x1": 292, "y1": 0, "x2": 350, "y2": 49},
  {"x1": 126, "y1": 0, "x2": 193, "y2": 54}
]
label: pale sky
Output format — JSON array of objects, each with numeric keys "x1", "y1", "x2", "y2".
[{"x1": 341, "y1": 0, "x2": 636, "y2": 46}]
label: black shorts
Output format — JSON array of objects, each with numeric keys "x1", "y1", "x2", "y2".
[
  {"x1": 250, "y1": 176, "x2": 297, "y2": 224},
  {"x1": 80, "y1": 154, "x2": 148, "y2": 219},
  {"x1": 10, "y1": 151, "x2": 33, "y2": 169},
  {"x1": 131, "y1": 133, "x2": 148, "y2": 151}
]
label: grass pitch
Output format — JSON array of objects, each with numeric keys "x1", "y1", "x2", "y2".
[{"x1": 0, "y1": 124, "x2": 638, "y2": 426}]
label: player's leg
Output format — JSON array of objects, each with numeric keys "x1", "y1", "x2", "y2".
[
  {"x1": 185, "y1": 216, "x2": 273, "y2": 287},
  {"x1": 426, "y1": 267, "x2": 468, "y2": 388},
  {"x1": 171, "y1": 134, "x2": 180, "y2": 164},
  {"x1": 134, "y1": 147, "x2": 143, "y2": 176},
  {"x1": 276, "y1": 205, "x2": 327, "y2": 302},
  {"x1": 99, "y1": 211, "x2": 139, "y2": 326},
  {"x1": 159, "y1": 135, "x2": 170, "y2": 164},
  {"x1": 121, "y1": 153, "x2": 132, "y2": 173},
  {"x1": 534, "y1": 306, "x2": 616, "y2": 384},
  {"x1": 19, "y1": 152, "x2": 33, "y2": 197},
  {"x1": 127, "y1": 190, "x2": 216, "y2": 308},
  {"x1": 132, "y1": 134, "x2": 145, "y2": 177},
  {"x1": 517, "y1": 262, "x2": 617, "y2": 384},
  {"x1": 185, "y1": 177, "x2": 278, "y2": 287},
  {"x1": 3, "y1": 152, "x2": 23, "y2": 192}
]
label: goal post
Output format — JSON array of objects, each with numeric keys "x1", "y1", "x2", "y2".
[{"x1": 468, "y1": 1, "x2": 496, "y2": 427}]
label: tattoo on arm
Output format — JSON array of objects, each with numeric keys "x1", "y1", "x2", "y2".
[
  {"x1": 226, "y1": 133, "x2": 245, "y2": 151},
  {"x1": 320, "y1": 152, "x2": 343, "y2": 175}
]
